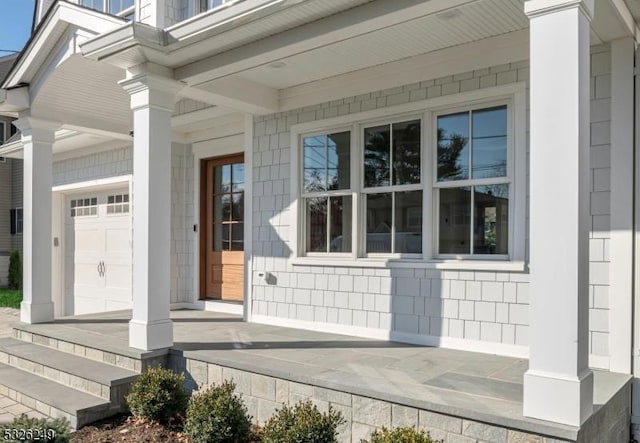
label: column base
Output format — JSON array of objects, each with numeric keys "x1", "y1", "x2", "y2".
[
  {"x1": 523, "y1": 368, "x2": 593, "y2": 426},
  {"x1": 129, "y1": 318, "x2": 173, "y2": 351},
  {"x1": 20, "y1": 301, "x2": 54, "y2": 324}
]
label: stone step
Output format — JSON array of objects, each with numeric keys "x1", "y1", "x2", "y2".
[
  {"x1": 0, "y1": 338, "x2": 138, "y2": 404},
  {"x1": 12, "y1": 324, "x2": 168, "y2": 373},
  {"x1": 0, "y1": 363, "x2": 118, "y2": 429}
]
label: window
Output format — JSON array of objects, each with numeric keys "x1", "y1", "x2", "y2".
[
  {"x1": 9, "y1": 124, "x2": 16, "y2": 137},
  {"x1": 199, "y1": 0, "x2": 234, "y2": 12},
  {"x1": 302, "y1": 132, "x2": 352, "y2": 254},
  {"x1": 363, "y1": 119, "x2": 422, "y2": 255},
  {"x1": 436, "y1": 106, "x2": 509, "y2": 257},
  {"x1": 107, "y1": 194, "x2": 129, "y2": 215},
  {"x1": 70, "y1": 198, "x2": 98, "y2": 217},
  {"x1": 10, "y1": 209, "x2": 22, "y2": 235},
  {"x1": 80, "y1": 0, "x2": 134, "y2": 18},
  {"x1": 0, "y1": 122, "x2": 5, "y2": 144},
  {"x1": 213, "y1": 162, "x2": 245, "y2": 251},
  {"x1": 293, "y1": 84, "x2": 524, "y2": 267}
]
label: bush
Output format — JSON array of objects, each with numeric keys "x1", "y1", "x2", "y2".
[
  {"x1": 1, "y1": 414, "x2": 71, "y2": 442},
  {"x1": 184, "y1": 380, "x2": 252, "y2": 443},
  {"x1": 362, "y1": 427, "x2": 440, "y2": 443},
  {"x1": 7, "y1": 250, "x2": 21, "y2": 290},
  {"x1": 262, "y1": 400, "x2": 345, "y2": 443},
  {"x1": 125, "y1": 367, "x2": 188, "y2": 423}
]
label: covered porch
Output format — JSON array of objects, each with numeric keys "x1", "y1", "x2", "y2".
[{"x1": 7, "y1": 309, "x2": 632, "y2": 442}]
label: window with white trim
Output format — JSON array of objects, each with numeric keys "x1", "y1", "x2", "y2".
[
  {"x1": 302, "y1": 131, "x2": 352, "y2": 254},
  {"x1": 363, "y1": 119, "x2": 422, "y2": 255},
  {"x1": 435, "y1": 105, "x2": 510, "y2": 257},
  {"x1": 0, "y1": 122, "x2": 5, "y2": 144},
  {"x1": 10, "y1": 208, "x2": 22, "y2": 235},
  {"x1": 294, "y1": 89, "x2": 522, "y2": 265}
]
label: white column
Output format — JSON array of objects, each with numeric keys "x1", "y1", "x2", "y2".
[
  {"x1": 609, "y1": 38, "x2": 634, "y2": 374},
  {"x1": 120, "y1": 74, "x2": 181, "y2": 350},
  {"x1": 13, "y1": 117, "x2": 58, "y2": 324},
  {"x1": 524, "y1": 0, "x2": 594, "y2": 426}
]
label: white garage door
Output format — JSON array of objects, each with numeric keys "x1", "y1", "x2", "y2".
[{"x1": 65, "y1": 189, "x2": 132, "y2": 315}]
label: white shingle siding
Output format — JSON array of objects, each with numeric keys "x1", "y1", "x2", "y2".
[{"x1": 250, "y1": 46, "x2": 612, "y2": 362}]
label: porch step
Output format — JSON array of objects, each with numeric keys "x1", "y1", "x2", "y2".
[
  {"x1": 0, "y1": 363, "x2": 117, "y2": 429},
  {"x1": 0, "y1": 337, "x2": 138, "y2": 403}
]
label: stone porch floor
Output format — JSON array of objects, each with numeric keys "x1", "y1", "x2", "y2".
[{"x1": 7, "y1": 309, "x2": 632, "y2": 440}]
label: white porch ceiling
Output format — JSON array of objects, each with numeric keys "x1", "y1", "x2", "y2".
[
  {"x1": 235, "y1": 0, "x2": 528, "y2": 90},
  {"x1": 625, "y1": 0, "x2": 640, "y2": 21}
]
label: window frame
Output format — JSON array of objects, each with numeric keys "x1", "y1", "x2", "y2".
[
  {"x1": 289, "y1": 83, "x2": 526, "y2": 271},
  {"x1": 432, "y1": 100, "x2": 514, "y2": 261},
  {"x1": 359, "y1": 113, "x2": 425, "y2": 259},
  {"x1": 299, "y1": 127, "x2": 356, "y2": 258},
  {"x1": 79, "y1": 0, "x2": 134, "y2": 19},
  {"x1": 0, "y1": 122, "x2": 5, "y2": 144}
]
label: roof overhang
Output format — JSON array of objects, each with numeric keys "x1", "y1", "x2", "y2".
[{"x1": 2, "y1": 0, "x2": 125, "y2": 89}]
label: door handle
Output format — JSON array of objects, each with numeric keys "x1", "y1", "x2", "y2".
[{"x1": 97, "y1": 261, "x2": 105, "y2": 277}]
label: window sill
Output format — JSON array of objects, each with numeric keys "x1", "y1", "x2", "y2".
[{"x1": 290, "y1": 257, "x2": 527, "y2": 272}]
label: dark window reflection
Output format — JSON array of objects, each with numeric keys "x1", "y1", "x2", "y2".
[
  {"x1": 306, "y1": 198, "x2": 327, "y2": 253},
  {"x1": 364, "y1": 125, "x2": 391, "y2": 187},
  {"x1": 329, "y1": 196, "x2": 352, "y2": 253},
  {"x1": 366, "y1": 193, "x2": 392, "y2": 253},
  {"x1": 437, "y1": 113, "x2": 469, "y2": 181},
  {"x1": 392, "y1": 120, "x2": 421, "y2": 185},
  {"x1": 213, "y1": 161, "x2": 244, "y2": 252},
  {"x1": 474, "y1": 185, "x2": 509, "y2": 254},
  {"x1": 439, "y1": 187, "x2": 472, "y2": 254},
  {"x1": 303, "y1": 132, "x2": 350, "y2": 193},
  {"x1": 395, "y1": 191, "x2": 422, "y2": 253},
  {"x1": 472, "y1": 106, "x2": 507, "y2": 179}
]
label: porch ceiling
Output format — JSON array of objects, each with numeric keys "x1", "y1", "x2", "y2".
[
  {"x1": 31, "y1": 54, "x2": 131, "y2": 136},
  {"x1": 234, "y1": 0, "x2": 528, "y2": 90}
]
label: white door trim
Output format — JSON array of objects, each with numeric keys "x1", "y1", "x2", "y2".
[{"x1": 52, "y1": 175, "x2": 132, "y2": 317}]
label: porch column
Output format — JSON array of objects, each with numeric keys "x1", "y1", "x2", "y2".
[
  {"x1": 120, "y1": 74, "x2": 181, "y2": 350},
  {"x1": 523, "y1": 0, "x2": 593, "y2": 426},
  {"x1": 14, "y1": 117, "x2": 58, "y2": 324}
]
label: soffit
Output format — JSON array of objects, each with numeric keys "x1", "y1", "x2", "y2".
[{"x1": 234, "y1": 0, "x2": 528, "y2": 90}]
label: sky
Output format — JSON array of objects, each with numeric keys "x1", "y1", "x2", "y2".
[{"x1": 0, "y1": 0, "x2": 36, "y2": 56}]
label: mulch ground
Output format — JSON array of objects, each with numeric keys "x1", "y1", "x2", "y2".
[
  {"x1": 71, "y1": 415, "x2": 264, "y2": 443},
  {"x1": 71, "y1": 415, "x2": 188, "y2": 443}
]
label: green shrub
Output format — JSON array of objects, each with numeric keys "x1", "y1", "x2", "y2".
[
  {"x1": 1, "y1": 414, "x2": 71, "y2": 442},
  {"x1": 7, "y1": 250, "x2": 21, "y2": 290},
  {"x1": 362, "y1": 427, "x2": 441, "y2": 443},
  {"x1": 262, "y1": 400, "x2": 345, "y2": 443},
  {"x1": 125, "y1": 367, "x2": 188, "y2": 423},
  {"x1": 184, "y1": 380, "x2": 252, "y2": 443}
]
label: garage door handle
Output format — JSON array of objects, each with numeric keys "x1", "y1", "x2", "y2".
[{"x1": 98, "y1": 261, "x2": 105, "y2": 278}]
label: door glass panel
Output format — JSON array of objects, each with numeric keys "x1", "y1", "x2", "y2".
[
  {"x1": 232, "y1": 193, "x2": 244, "y2": 222},
  {"x1": 232, "y1": 164, "x2": 245, "y2": 191},
  {"x1": 221, "y1": 224, "x2": 230, "y2": 251},
  {"x1": 231, "y1": 223, "x2": 244, "y2": 251}
]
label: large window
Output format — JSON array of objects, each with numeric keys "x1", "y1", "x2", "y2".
[
  {"x1": 436, "y1": 106, "x2": 509, "y2": 257},
  {"x1": 302, "y1": 131, "x2": 352, "y2": 254},
  {"x1": 363, "y1": 119, "x2": 422, "y2": 255},
  {"x1": 294, "y1": 88, "x2": 522, "y2": 265}
]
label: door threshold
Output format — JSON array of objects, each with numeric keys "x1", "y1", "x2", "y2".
[{"x1": 202, "y1": 299, "x2": 244, "y2": 315}]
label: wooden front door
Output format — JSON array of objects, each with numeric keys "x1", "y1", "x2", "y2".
[{"x1": 202, "y1": 154, "x2": 245, "y2": 301}]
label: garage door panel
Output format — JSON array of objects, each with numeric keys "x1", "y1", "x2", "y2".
[
  {"x1": 106, "y1": 228, "x2": 130, "y2": 252},
  {"x1": 105, "y1": 265, "x2": 131, "y2": 289},
  {"x1": 65, "y1": 188, "x2": 132, "y2": 316}
]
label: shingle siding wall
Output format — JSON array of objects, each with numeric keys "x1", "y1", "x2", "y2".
[{"x1": 251, "y1": 47, "x2": 612, "y2": 362}]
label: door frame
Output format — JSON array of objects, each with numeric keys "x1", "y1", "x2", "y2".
[
  {"x1": 199, "y1": 152, "x2": 245, "y2": 302},
  {"x1": 52, "y1": 175, "x2": 132, "y2": 317},
  {"x1": 192, "y1": 121, "x2": 253, "y2": 321}
]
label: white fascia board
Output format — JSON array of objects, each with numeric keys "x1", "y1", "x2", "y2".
[
  {"x1": 80, "y1": 22, "x2": 167, "y2": 65},
  {"x1": 2, "y1": 2, "x2": 125, "y2": 88}
]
